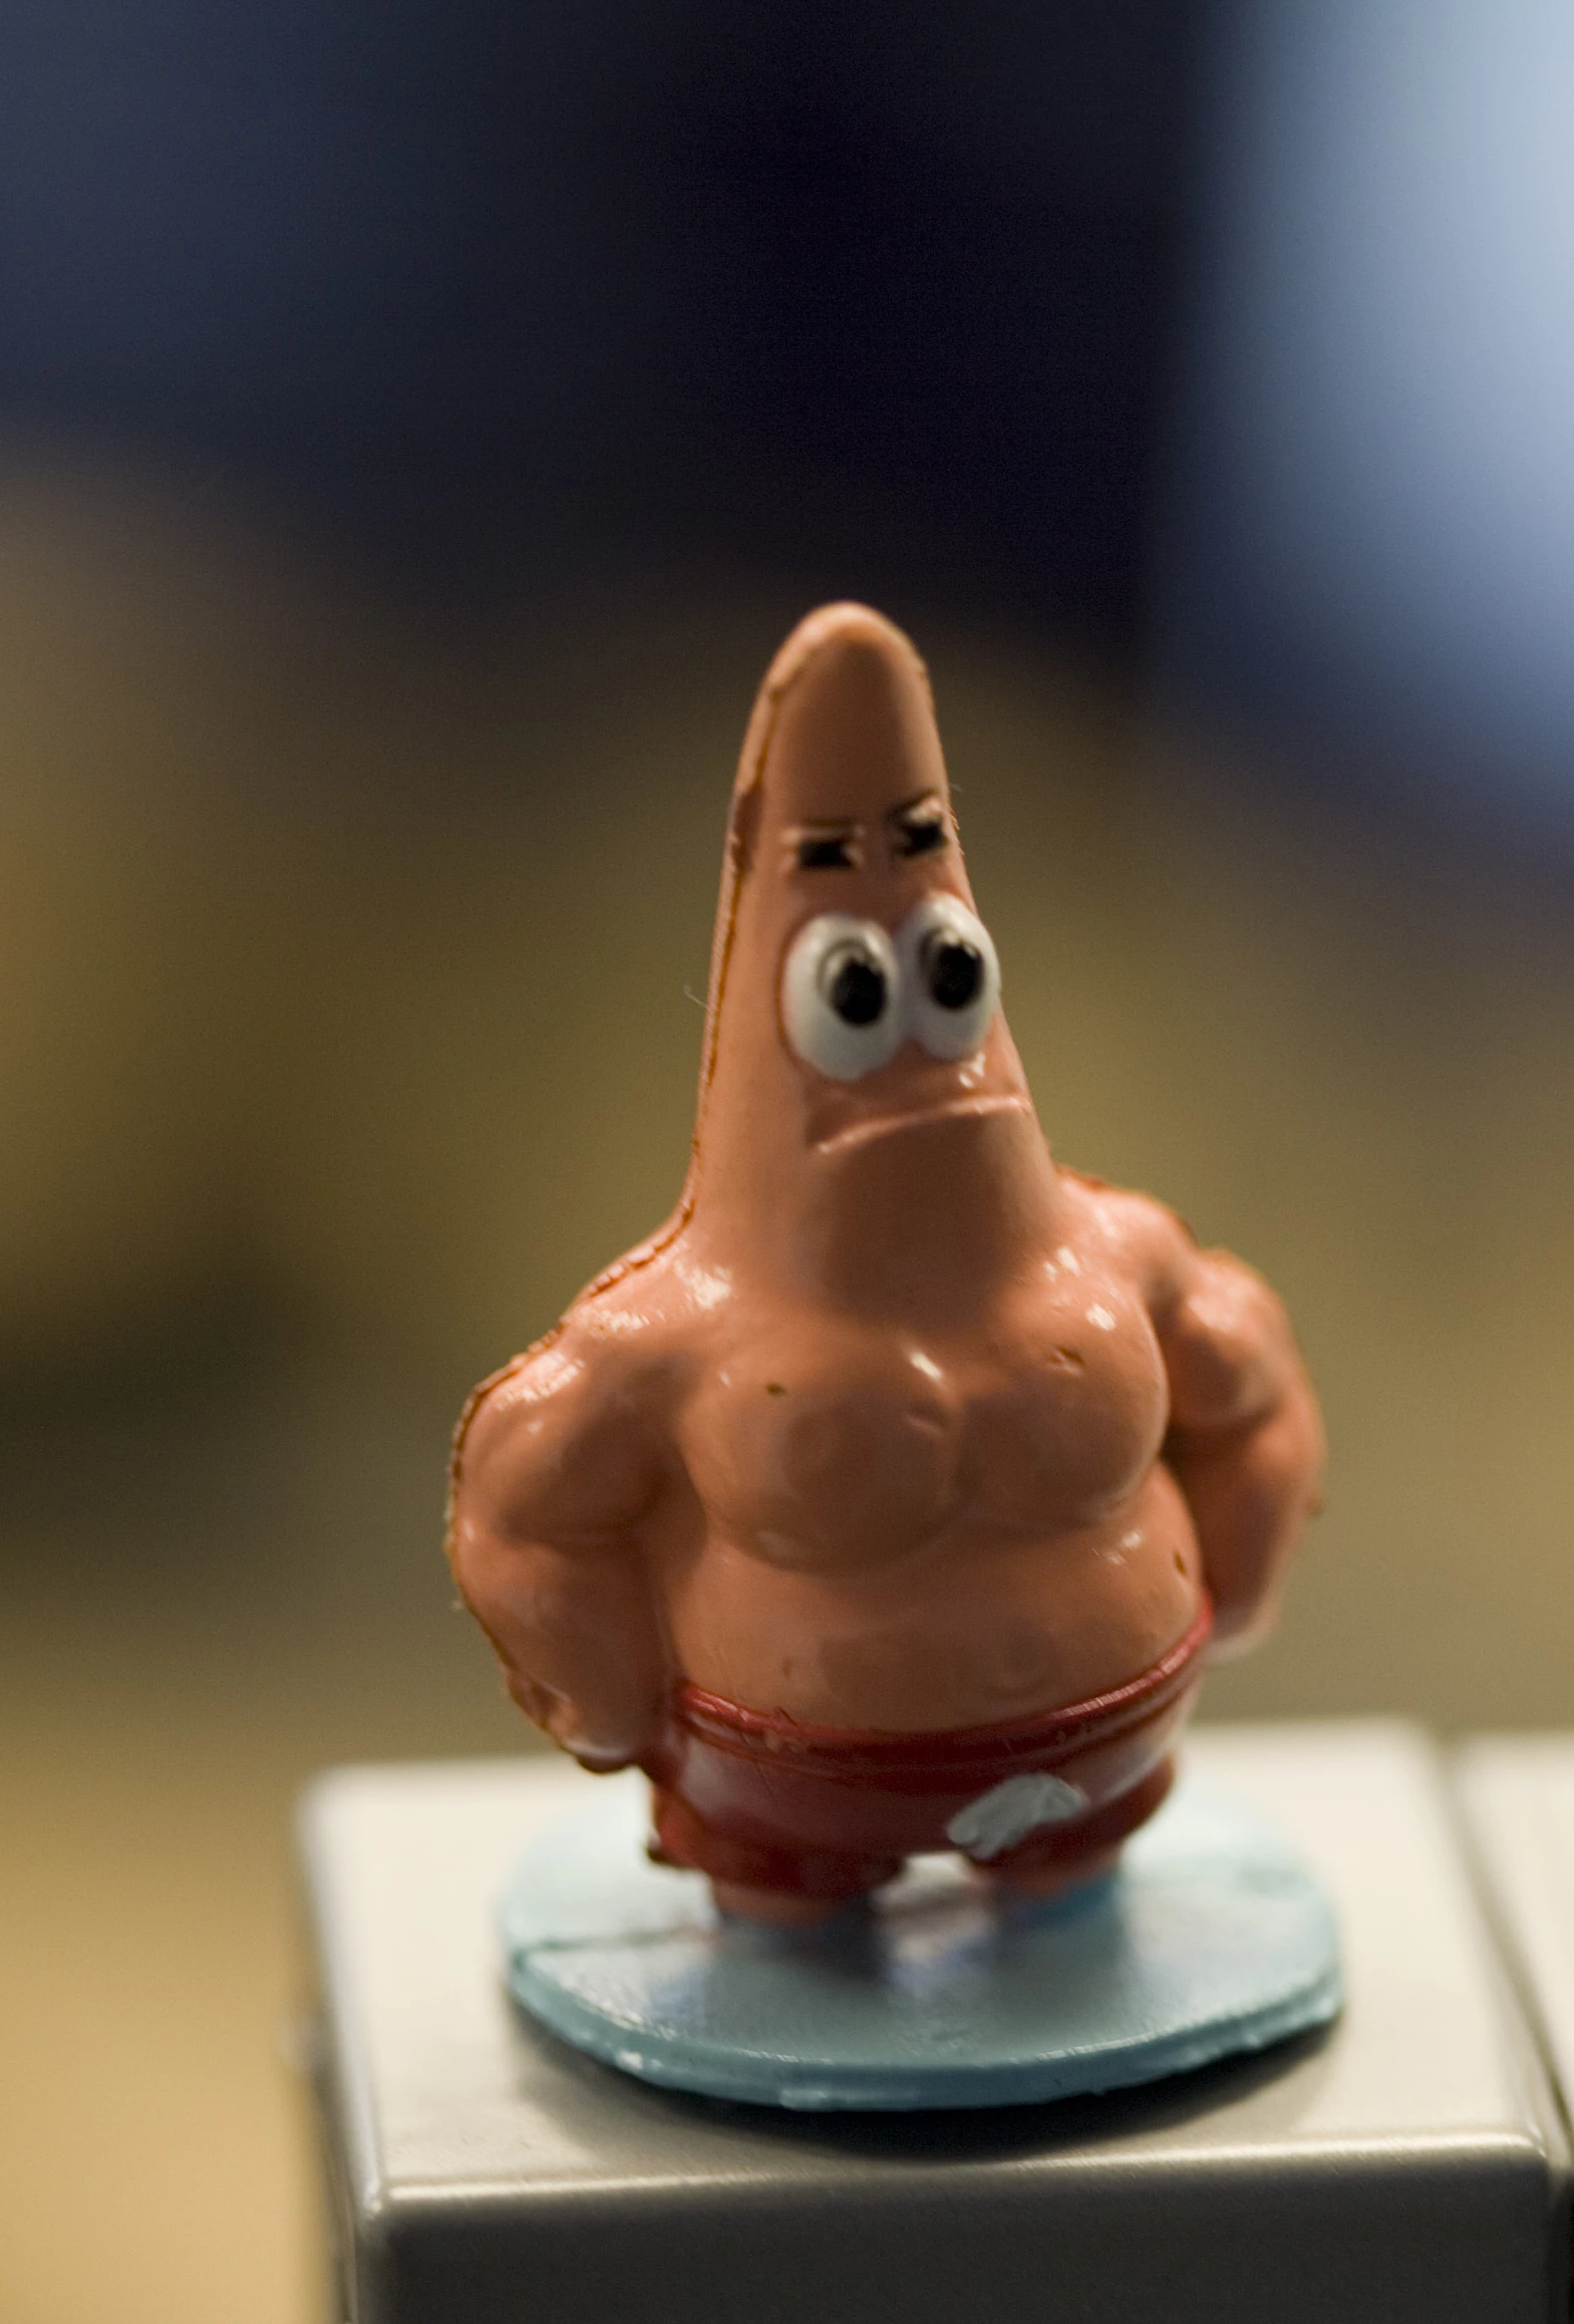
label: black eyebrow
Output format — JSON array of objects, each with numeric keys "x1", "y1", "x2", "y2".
[
  {"x1": 791, "y1": 824, "x2": 861, "y2": 870},
  {"x1": 886, "y1": 793, "x2": 948, "y2": 856}
]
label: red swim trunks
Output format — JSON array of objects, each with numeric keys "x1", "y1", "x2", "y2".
[{"x1": 642, "y1": 1601, "x2": 1212, "y2": 1899}]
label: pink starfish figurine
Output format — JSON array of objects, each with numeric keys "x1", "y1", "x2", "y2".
[{"x1": 449, "y1": 604, "x2": 1324, "y2": 1925}]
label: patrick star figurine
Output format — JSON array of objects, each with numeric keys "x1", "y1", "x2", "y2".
[{"x1": 450, "y1": 605, "x2": 1326, "y2": 2081}]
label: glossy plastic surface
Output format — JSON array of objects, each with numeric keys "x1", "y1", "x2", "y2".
[{"x1": 446, "y1": 603, "x2": 1324, "y2": 1919}]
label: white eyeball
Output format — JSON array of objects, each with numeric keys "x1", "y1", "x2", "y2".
[
  {"x1": 896, "y1": 896, "x2": 1000, "y2": 1060},
  {"x1": 782, "y1": 914, "x2": 904, "y2": 1080}
]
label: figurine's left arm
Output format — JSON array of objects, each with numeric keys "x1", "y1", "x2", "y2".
[{"x1": 1149, "y1": 1225, "x2": 1325, "y2": 1656}]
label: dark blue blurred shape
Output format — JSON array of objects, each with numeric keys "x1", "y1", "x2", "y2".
[
  {"x1": 1160, "y1": 0, "x2": 1574, "y2": 819},
  {"x1": 0, "y1": 1, "x2": 1204, "y2": 642}
]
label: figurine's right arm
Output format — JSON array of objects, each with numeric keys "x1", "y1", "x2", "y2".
[{"x1": 447, "y1": 1325, "x2": 670, "y2": 1772}]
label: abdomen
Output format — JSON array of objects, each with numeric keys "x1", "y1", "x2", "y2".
[{"x1": 661, "y1": 1462, "x2": 1204, "y2": 1731}]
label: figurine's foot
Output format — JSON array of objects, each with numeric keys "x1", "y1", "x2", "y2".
[
  {"x1": 710, "y1": 1879, "x2": 864, "y2": 1928},
  {"x1": 977, "y1": 1844, "x2": 1122, "y2": 1908}
]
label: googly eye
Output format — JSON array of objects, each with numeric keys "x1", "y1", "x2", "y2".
[
  {"x1": 896, "y1": 896, "x2": 1000, "y2": 1061},
  {"x1": 782, "y1": 914, "x2": 904, "y2": 1080}
]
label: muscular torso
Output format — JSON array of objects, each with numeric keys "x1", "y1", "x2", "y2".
[
  {"x1": 451, "y1": 1173, "x2": 1253, "y2": 1758},
  {"x1": 651, "y1": 1222, "x2": 1203, "y2": 1729}
]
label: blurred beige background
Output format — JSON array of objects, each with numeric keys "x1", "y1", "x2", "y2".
[{"x1": 4, "y1": 441, "x2": 1573, "y2": 2323}]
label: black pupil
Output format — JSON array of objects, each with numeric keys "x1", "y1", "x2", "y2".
[
  {"x1": 928, "y1": 937, "x2": 983, "y2": 1011},
  {"x1": 827, "y1": 953, "x2": 887, "y2": 1026}
]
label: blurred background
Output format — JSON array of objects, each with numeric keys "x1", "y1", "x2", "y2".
[{"x1": 3, "y1": 1, "x2": 1573, "y2": 2317}]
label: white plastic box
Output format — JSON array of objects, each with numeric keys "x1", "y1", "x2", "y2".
[{"x1": 297, "y1": 1722, "x2": 1570, "y2": 2324}]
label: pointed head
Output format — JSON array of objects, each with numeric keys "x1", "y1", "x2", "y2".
[{"x1": 687, "y1": 605, "x2": 1046, "y2": 1283}]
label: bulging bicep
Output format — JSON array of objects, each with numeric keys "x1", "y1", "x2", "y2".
[
  {"x1": 451, "y1": 1329, "x2": 666, "y2": 1559},
  {"x1": 1160, "y1": 1253, "x2": 1299, "y2": 1437}
]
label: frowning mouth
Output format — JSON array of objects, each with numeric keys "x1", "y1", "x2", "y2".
[{"x1": 812, "y1": 1090, "x2": 1033, "y2": 1157}]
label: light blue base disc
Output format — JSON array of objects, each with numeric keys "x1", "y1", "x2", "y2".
[{"x1": 499, "y1": 1771, "x2": 1342, "y2": 2112}]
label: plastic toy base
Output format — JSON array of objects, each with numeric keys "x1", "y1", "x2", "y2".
[{"x1": 499, "y1": 1768, "x2": 1342, "y2": 2111}]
